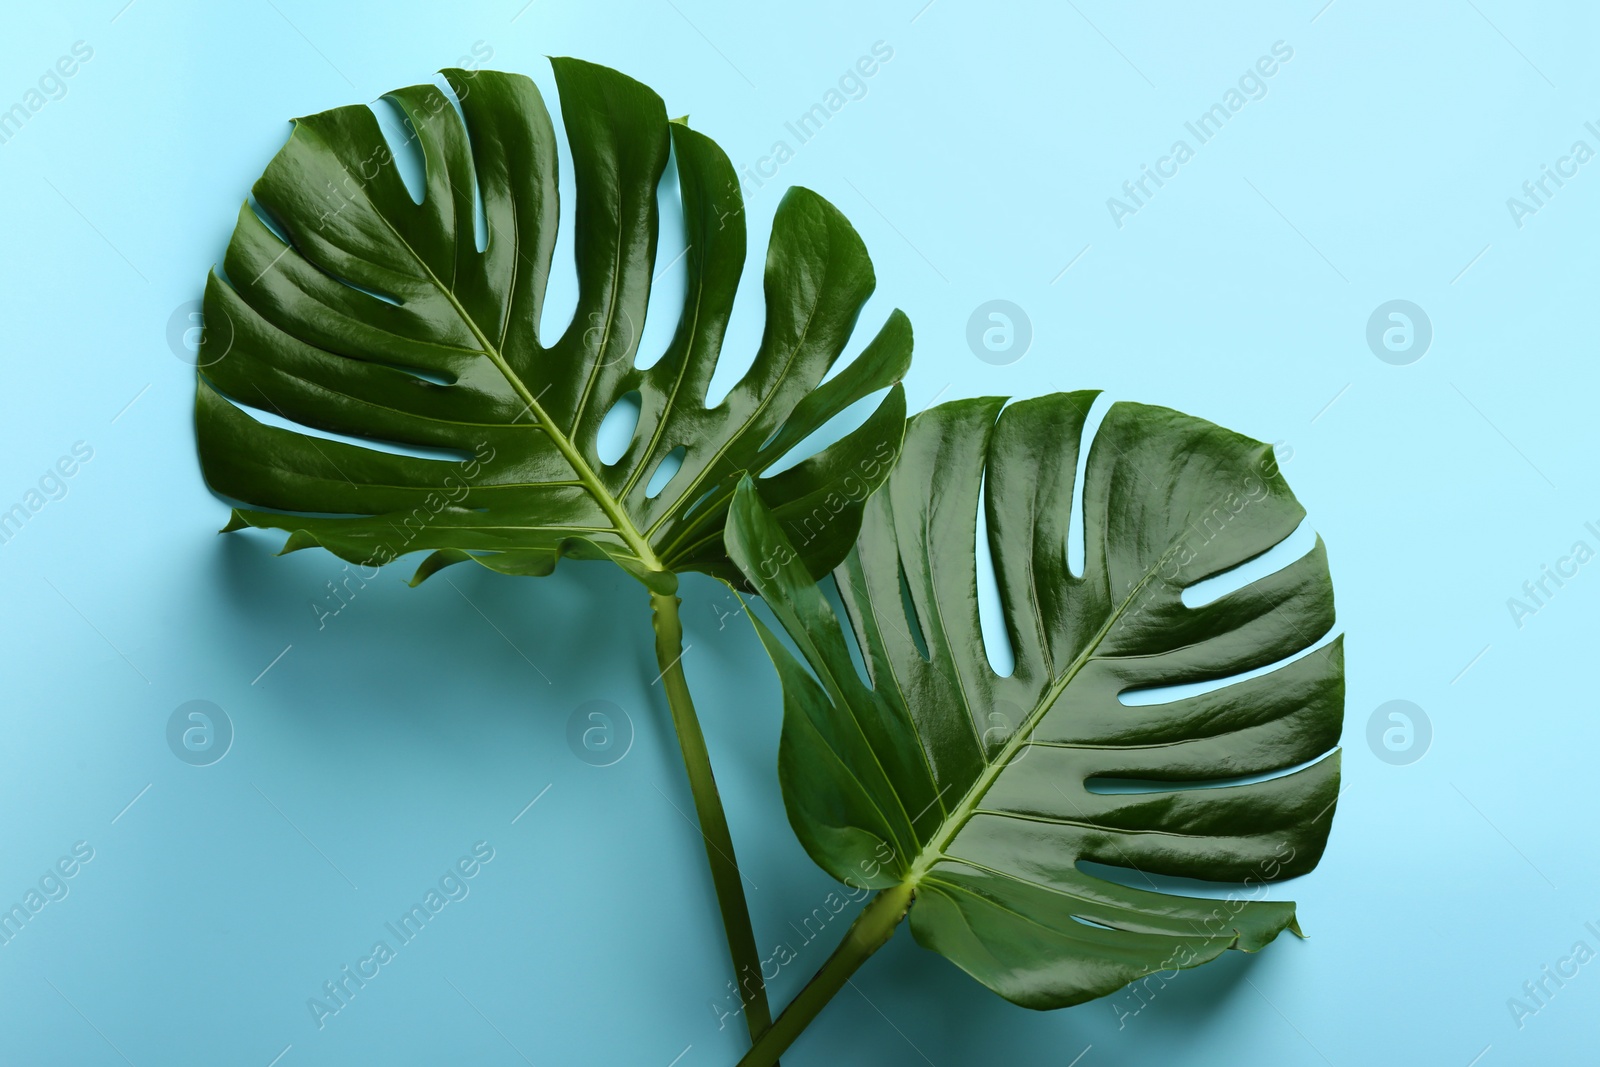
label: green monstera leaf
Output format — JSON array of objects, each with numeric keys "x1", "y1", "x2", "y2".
[
  {"x1": 195, "y1": 60, "x2": 909, "y2": 593},
  {"x1": 191, "y1": 59, "x2": 913, "y2": 1059},
  {"x1": 726, "y1": 391, "x2": 1342, "y2": 1053}
]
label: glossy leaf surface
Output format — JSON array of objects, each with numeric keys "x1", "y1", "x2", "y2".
[
  {"x1": 196, "y1": 61, "x2": 909, "y2": 590},
  {"x1": 728, "y1": 393, "x2": 1343, "y2": 1009}
]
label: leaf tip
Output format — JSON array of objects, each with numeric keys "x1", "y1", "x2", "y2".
[
  {"x1": 279, "y1": 530, "x2": 319, "y2": 556},
  {"x1": 410, "y1": 549, "x2": 469, "y2": 587}
]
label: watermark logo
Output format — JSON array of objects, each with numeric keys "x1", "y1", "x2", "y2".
[
  {"x1": 167, "y1": 299, "x2": 234, "y2": 367},
  {"x1": 1366, "y1": 699, "x2": 1430, "y2": 766},
  {"x1": 966, "y1": 300, "x2": 1032, "y2": 366},
  {"x1": 166, "y1": 700, "x2": 234, "y2": 767},
  {"x1": 980, "y1": 699, "x2": 1034, "y2": 764},
  {"x1": 1366, "y1": 300, "x2": 1431, "y2": 365},
  {"x1": 566, "y1": 700, "x2": 633, "y2": 767}
]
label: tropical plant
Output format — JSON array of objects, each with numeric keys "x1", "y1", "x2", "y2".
[
  {"x1": 191, "y1": 59, "x2": 912, "y2": 1053},
  {"x1": 724, "y1": 392, "x2": 1344, "y2": 1064}
]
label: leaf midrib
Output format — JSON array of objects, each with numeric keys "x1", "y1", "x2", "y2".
[
  {"x1": 361, "y1": 199, "x2": 666, "y2": 574},
  {"x1": 904, "y1": 563, "x2": 1163, "y2": 885}
]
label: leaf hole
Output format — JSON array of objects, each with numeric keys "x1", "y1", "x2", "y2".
[
  {"x1": 596, "y1": 391, "x2": 642, "y2": 466},
  {"x1": 535, "y1": 66, "x2": 581, "y2": 350},
  {"x1": 680, "y1": 487, "x2": 719, "y2": 522},
  {"x1": 897, "y1": 562, "x2": 931, "y2": 661},
  {"x1": 1076, "y1": 859, "x2": 1285, "y2": 899},
  {"x1": 247, "y1": 195, "x2": 296, "y2": 246},
  {"x1": 822, "y1": 573, "x2": 875, "y2": 690},
  {"x1": 742, "y1": 595, "x2": 829, "y2": 695},
  {"x1": 430, "y1": 76, "x2": 490, "y2": 253},
  {"x1": 371, "y1": 97, "x2": 427, "y2": 207},
  {"x1": 1067, "y1": 393, "x2": 1113, "y2": 580},
  {"x1": 975, "y1": 464, "x2": 1015, "y2": 677},
  {"x1": 1117, "y1": 631, "x2": 1340, "y2": 708},
  {"x1": 701, "y1": 245, "x2": 764, "y2": 410},
  {"x1": 646, "y1": 445, "x2": 687, "y2": 498},
  {"x1": 1180, "y1": 518, "x2": 1318, "y2": 609},
  {"x1": 333, "y1": 271, "x2": 404, "y2": 307},
  {"x1": 247, "y1": 197, "x2": 404, "y2": 307},
  {"x1": 399, "y1": 365, "x2": 454, "y2": 386},
  {"x1": 212, "y1": 385, "x2": 473, "y2": 463},
  {"x1": 1084, "y1": 751, "x2": 1330, "y2": 794},
  {"x1": 758, "y1": 389, "x2": 887, "y2": 478},
  {"x1": 634, "y1": 145, "x2": 688, "y2": 372}
]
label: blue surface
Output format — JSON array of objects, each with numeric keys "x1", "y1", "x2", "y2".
[{"x1": 1, "y1": 2, "x2": 1596, "y2": 1064}]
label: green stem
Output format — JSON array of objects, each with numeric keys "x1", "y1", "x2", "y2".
[
  {"x1": 737, "y1": 883, "x2": 915, "y2": 1067},
  {"x1": 649, "y1": 590, "x2": 776, "y2": 1057}
]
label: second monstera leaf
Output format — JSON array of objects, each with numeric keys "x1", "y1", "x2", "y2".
[{"x1": 727, "y1": 392, "x2": 1342, "y2": 1059}]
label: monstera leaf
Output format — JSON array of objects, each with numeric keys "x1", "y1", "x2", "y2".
[
  {"x1": 195, "y1": 60, "x2": 909, "y2": 592},
  {"x1": 191, "y1": 59, "x2": 913, "y2": 1059},
  {"x1": 727, "y1": 391, "x2": 1342, "y2": 1038}
]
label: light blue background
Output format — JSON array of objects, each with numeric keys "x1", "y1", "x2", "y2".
[{"x1": 1, "y1": 1, "x2": 1595, "y2": 1064}]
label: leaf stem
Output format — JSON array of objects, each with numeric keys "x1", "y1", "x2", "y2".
[
  {"x1": 736, "y1": 883, "x2": 915, "y2": 1067},
  {"x1": 649, "y1": 589, "x2": 776, "y2": 1057}
]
